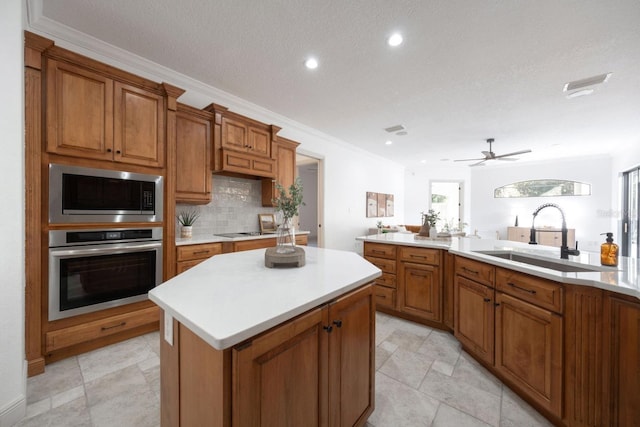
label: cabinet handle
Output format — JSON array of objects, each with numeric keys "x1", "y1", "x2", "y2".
[
  {"x1": 410, "y1": 272, "x2": 428, "y2": 277},
  {"x1": 371, "y1": 250, "x2": 385, "y2": 254},
  {"x1": 333, "y1": 320, "x2": 343, "y2": 328},
  {"x1": 507, "y1": 282, "x2": 537, "y2": 294},
  {"x1": 101, "y1": 321, "x2": 126, "y2": 331},
  {"x1": 494, "y1": 303, "x2": 501, "y2": 307},
  {"x1": 323, "y1": 325, "x2": 333, "y2": 333},
  {"x1": 376, "y1": 294, "x2": 387, "y2": 299},
  {"x1": 106, "y1": 148, "x2": 112, "y2": 153},
  {"x1": 192, "y1": 250, "x2": 210, "y2": 255},
  {"x1": 410, "y1": 254, "x2": 427, "y2": 259},
  {"x1": 462, "y1": 267, "x2": 479, "y2": 275},
  {"x1": 483, "y1": 298, "x2": 491, "y2": 303}
]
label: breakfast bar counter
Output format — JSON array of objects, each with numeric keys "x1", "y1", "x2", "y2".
[{"x1": 149, "y1": 247, "x2": 380, "y2": 426}]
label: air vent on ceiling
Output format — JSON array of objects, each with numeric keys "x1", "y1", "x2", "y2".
[
  {"x1": 384, "y1": 124, "x2": 405, "y2": 133},
  {"x1": 563, "y1": 73, "x2": 612, "y2": 92}
]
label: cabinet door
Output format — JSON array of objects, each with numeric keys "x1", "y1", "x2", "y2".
[
  {"x1": 176, "y1": 109, "x2": 212, "y2": 202},
  {"x1": 328, "y1": 284, "x2": 375, "y2": 427},
  {"x1": 113, "y1": 82, "x2": 165, "y2": 167},
  {"x1": 221, "y1": 116, "x2": 248, "y2": 151},
  {"x1": 262, "y1": 138, "x2": 300, "y2": 206},
  {"x1": 248, "y1": 126, "x2": 271, "y2": 157},
  {"x1": 232, "y1": 305, "x2": 329, "y2": 427},
  {"x1": 398, "y1": 262, "x2": 442, "y2": 322},
  {"x1": 495, "y1": 292, "x2": 563, "y2": 417},
  {"x1": 507, "y1": 227, "x2": 531, "y2": 244},
  {"x1": 46, "y1": 59, "x2": 114, "y2": 160},
  {"x1": 454, "y1": 276, "x2": 495, "y2": 365},
  {"x1": 608, "y1": 297, "x2": 640, "y2": 426}
]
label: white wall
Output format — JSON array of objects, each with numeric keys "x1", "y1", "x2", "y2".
[
  {"x1": 0, "y1": 0, "x2": 27, "y2": 424},
  {"x1": 297, "y1": 164, "x2": 318, "y2": 240},
  {"x1": 404, "y1": 165, "x2": 472, "y2": 228},
  {"x1": 470, "y1": 156, "x2": 613, "y2": 252},
  {"x1": 610, "y1": 141, "x2": 640, "y2": 239}
]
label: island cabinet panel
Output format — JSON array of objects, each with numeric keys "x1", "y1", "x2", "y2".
[
  {"x1": 233, "y1": 305, "x2": 329, "y2": 427},
  {"x1": 495, "y1": 292, "x2": 563, "y2": 417},
  {"x1": 159, "y1": 283, "x2": 374, "y2": 427},
  {"x1": 175, "y1": 104, "x2": 213, "y2": 203},
  {"x1": 442, "y1": 252, "x2": 455, "y2": 330},
  {"x1": 455, "y1": 256, "x2": 495, "y2": 288},
  {"x1": 454, "y1": 275, "x2": 495, "y2": 365},
  {"x1": 606, "y1": 296, "x2": 640, "y2": 427},
  {"x1": 496, "y1": 268, "x2": 564, "y2": 314},
  {"x1": 563, "y1": 286, "x2": 606, "y2": 427},
  {"x1": 398, "y1": 262, "x2": 442, "y2": 322}
]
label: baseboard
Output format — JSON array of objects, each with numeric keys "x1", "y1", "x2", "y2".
[{"x1": 0, "y1": 395, "x2": 26, "y2": 427}]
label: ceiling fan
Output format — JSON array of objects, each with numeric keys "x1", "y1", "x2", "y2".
[{"x1": 454, "y1": 138, "x2": 532, "y2": 167}]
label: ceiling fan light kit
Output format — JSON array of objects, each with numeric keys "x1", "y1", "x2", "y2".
[{"x1": 454, "y1": 138, "x2": 532, "y2": 166}]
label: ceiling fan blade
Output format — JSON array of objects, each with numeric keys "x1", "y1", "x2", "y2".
[
  {"x1": 496, "y1": 157, "x2": 519, "y2": 161},
  {"x1": 493, "y1": 149, "x2": 532, "y2": 159},
  {"x1": 454, "y1": 157, "x2": 485, "y2": 162},
  {"x1": 481, "y1": 151, "x2": 492, "y2": 157},
  {"x1": 469, "y1": 159, "x2": 487, "y2": 167}
]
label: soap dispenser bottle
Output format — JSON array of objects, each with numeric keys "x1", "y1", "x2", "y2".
[{"x1": 600, "y1": 232, "x2": 619, "y2": 266}]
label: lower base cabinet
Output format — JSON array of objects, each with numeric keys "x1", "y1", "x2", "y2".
[{"x1": 161, "y1": 283, "x2": 374, "y2": 427}]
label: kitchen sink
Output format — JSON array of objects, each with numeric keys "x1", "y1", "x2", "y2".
[{"x1": 473, "y1": 251, "x2": 614, "y2": 273}]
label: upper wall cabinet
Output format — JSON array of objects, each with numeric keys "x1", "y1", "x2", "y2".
[
  {"x1": 262, "y1": 136, "x2": 300, "y2": 206},
  {"x1": 207, "y1": 104, "x2": 278, "y2": 179},
  {"x1": 175, "y1": 104, "x2": 212, "y2": 203},
  {"x1": 46, "y1": 59, "x2": 165, "y2": 168}
]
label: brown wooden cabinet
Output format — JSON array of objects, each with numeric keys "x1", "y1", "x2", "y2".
[
  {"x1": 363, "y1": 242, "x2": 398, "y2": 311},
  {"x1": 162, "y1": 283, "x2": 374, "y2": 426},
  {"x1": 175, "y1": 104, "x2": 212, "y2": 203},
  {"x1": 208, "y1": 104, "x2": 279, "y2": 178},
  {"x1": 455, "y1": 275, "x2": 495, "y2": 365},
  {"x1": 46, "y1": 59, "x2": 165, "y2": 167},
  {"x1": 176, "y1": 242, "x2": 223, "y2": 273},
  {"x1": 495, "y1": 292, "x2": 563, "y2": 417},
  {"x1": 262, "y1": 136, "x2": 300, "y2": 206},
  {"x1": 455, "y1": 257, "x2": 564, "y2": 420},
  {"x1": 397, "y1": 247, "x2": 442, "y2": 322},
  {"x1": 606, "y1": 296, "x2": 640, "y2": 426}
]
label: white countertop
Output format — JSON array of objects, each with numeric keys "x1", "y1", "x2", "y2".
[
  {"x1": 176, "y1": 230, "x2": 310, "y2": 246},
  {"x1": 358, "y1": 233, "x2": 640, "y2": 300},
  {"x1": 148, "y1": 246, "x2": 381, "y2": 350}
]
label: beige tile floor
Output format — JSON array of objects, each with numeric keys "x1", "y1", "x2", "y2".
[{"x1": 17, "y1": 312, "x2": 553, "y2": 426}]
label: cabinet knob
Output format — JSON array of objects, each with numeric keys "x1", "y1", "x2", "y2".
[
  {"x1": 323, "y1": 325, "x2": 333, "y2": 333},
  {"x1": 333, "y1": 320, "x2": 343, "y2": 328},
  {"x1": 116, "y1": 150, "x2": 121, "y2": 154},
  {"x1": 106, "y1": 148, "x2": 112, "y2": 153},
  {"x1": 483, "y1": 298, "x2": 491, "y2": 303}
]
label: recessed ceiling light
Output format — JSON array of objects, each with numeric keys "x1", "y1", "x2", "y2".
[
  {"x1": 387, "y1": 33, "x2": 403, "y2": 47},
  {"x1": 385, "y1": 140, "x2": 393, "y2": 145},
  {"x1": 420, "y1": 160, "x2": 427, "y2": 164},
  {"x1": 304, "y1": 57, "x2": 318, "y2": 69}
]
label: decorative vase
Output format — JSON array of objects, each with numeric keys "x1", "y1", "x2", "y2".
[
  {"x1": 418, "y1": 222, "x2": 430, "y2": 236},
  {"x1": 181, "y1": 225, "x2": 193, "y2": 238},
  {"x1": 276, "y1": 217, "x2": 296, "y2": 253},
  {"x1": 429, "y1": 226, "x2": 438, "y2": 238}
]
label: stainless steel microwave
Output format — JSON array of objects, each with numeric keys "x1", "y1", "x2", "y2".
[{"x1": 49, "y1": 164, "x2": 164, "y2": 223}]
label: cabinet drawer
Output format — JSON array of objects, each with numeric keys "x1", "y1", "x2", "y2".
[
  {"x1": 456, "y1": 256, "x2": 495, "y2": 288},
  {"x1": 364, "y1": 242, "x2": 397, "y2": 260},
  {"x1": 496, "y1": 268, "x2": 563, "y2": 313},
  {"x1": 374, "y1": 272, "x2": 396, "y2": 289},
  {"x1": 45, "y1": 306, "x2": 159, "y2": 352},
  {"x1": 374, "y1": 285, "x2": 396, "y2": 310},
  {"x1": 176, "y1": 243, "x2": 223, "y2": 262},
  {"x1": 399, "y1": 246, "x2": 440, "y2": 265},
  {"x1": 365, "y1": 256, "x2": 396, "y2": 274},
  {"x1": 234, "y1": 238, "x2": 276, "y2": 252},
  {"x1": 176, "y1": 259, "x2": 204, "y2": 274}
]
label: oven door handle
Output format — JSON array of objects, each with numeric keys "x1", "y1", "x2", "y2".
[{"x1": 49, "y1": 241, "x2": 162, "y2": 257}]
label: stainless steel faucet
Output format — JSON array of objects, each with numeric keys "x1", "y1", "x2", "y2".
[{"x1": 529, "y1": 203, "x2": 580, "y2": 259}]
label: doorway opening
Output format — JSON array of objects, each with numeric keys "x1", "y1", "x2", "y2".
[
  {"x1": 297, "y1": 153, "x2": 323, "y2": 247},
  {"x1": 430, "y1": 181, "x2": 465, "y2": 232}
]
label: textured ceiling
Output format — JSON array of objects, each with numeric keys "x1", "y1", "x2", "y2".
[{"x1": 32, "y1": 0, "x2": 640, "y2": 168}]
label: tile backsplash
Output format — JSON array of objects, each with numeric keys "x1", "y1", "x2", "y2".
[{"x1": 176, "y1": 175, "x2": 276, "y2": 235}]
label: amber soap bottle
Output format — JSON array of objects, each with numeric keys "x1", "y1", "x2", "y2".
[{"x1": 600, "y1": 232, "x2": 619, "y2": 267}]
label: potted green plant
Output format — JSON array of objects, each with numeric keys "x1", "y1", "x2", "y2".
[
  {"x1": 419, "y1": 209, "x2": 440, "y2": 238},
  {"x1": 272, "y1": 177, "x2": 305, "y2": 253},
  {"x1": 176, "y1": 208, "x2": 200, "y2": 238}
]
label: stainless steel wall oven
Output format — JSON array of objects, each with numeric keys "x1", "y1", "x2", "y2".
[
  {"x1": 48, "y1": 227, "x2": 163, "y2": 321},
  {"x1": 49, "y1": 163, "x2": 163, "y2": 224}
]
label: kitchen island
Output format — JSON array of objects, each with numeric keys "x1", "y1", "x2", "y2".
[
  {"x1": 149, "y1": 246, "x2": 380, "y2": 427},
  {"x1": 357, "y1": 233, "x2": 639, "y2": 427}
]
